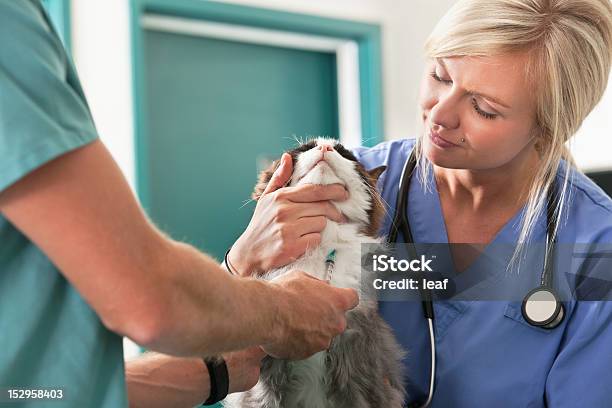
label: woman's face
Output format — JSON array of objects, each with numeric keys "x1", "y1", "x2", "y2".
[{"x1": 418, "y1": 53, "x2": 539, "y2": 170}]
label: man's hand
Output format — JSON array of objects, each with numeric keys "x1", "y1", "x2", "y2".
[
  {"x1": 229, "y1": 153, "x2": 349, "y2": 276},
  {"x1": 262, "y1": 270, "x2": 359, "y2": 360},
  {"x1": 225, "y1": 346, "x2": 266, "y2": 393}
]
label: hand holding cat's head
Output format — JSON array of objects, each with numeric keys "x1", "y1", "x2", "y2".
[{"x1": 253, "y1": 138, "x2": 387, "y2": 237}]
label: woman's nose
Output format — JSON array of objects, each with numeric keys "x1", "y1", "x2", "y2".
[
  {"x1": 318, "y1": 144, "x2": 334, "y2": 152},
  {"x1": 429, "y1": 92, "x2": 460, "y2": 130}
]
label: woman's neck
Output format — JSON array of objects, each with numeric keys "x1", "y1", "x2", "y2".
[{"x1": 433, "y1": 145, "x2": 540, "y2": 214}]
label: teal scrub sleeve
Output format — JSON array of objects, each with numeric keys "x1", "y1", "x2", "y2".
[
  {"x1": 0, "y1": 0, "x2": 98, "y2": 193},
  {"x1": 545, "y1": 229, "x2": 612, "y2": 407}
]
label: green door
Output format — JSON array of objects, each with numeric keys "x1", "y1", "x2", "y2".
[{"x1": 140, "y1": 29, "x2": 339, "y2": 260}]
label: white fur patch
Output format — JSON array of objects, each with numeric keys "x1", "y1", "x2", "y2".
[{"x1": 290, "y1": 137, "x2": 373, "y2": 227}]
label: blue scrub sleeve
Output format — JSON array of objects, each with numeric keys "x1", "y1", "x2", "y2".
[
  {"x1": 546, "y1": 227, "x2": 612, "y2": 407},
  {"x1": 0, "y1": 0, "x2": 98, "y2": 193},
  {"x1": 545, "y1": 300, "x2": 612, "y2": 407}
]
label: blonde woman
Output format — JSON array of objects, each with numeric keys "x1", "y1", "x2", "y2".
[{"x1": 230, "y1": 0, "x2": 612, "y2": 406}]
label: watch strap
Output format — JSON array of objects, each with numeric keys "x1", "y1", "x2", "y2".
[{"x1": 202, "y1": 356, "x2": 229, "y2": 405}]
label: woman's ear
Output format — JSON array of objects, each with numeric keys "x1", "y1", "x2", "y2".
[{"x1": 531, "y1": 125, "x2": 547, "y2": 157}]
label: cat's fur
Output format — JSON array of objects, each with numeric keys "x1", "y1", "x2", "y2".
[{"x1": 224, "y1": 138, "x2": 406, "y2": 408}]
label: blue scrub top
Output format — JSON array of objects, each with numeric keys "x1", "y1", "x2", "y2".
[
  {"x1": 353, "y1": 139, "x2": 612, "y2": 407},
  {"x1": 0, "y1": 1, "x2": 126, "y2": 407}
]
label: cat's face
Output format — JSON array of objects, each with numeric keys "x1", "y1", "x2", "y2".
[{"x1": 253, "y1": 138, "x2": 386, "y2": 237}]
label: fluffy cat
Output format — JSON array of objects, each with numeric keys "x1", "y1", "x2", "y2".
[{"x1": 224, "y1": 138, "x2": 406, "y2": 408}]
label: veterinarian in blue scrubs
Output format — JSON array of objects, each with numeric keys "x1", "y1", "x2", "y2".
[
  {"x1": 352, "y1": 137, "x2": 612, "y2": 407},
  {"x1": 230, "y1": 0, "x2": 612, "y2": 406},
  {"x1": 355, "y1": 1, "x2": 612, "y2": 403}
]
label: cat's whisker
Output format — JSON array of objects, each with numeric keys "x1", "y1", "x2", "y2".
[
  {"x1": 362, "y1": 180, "x2": 391, "y2": 212},
  {"x1": 286, "y1": 134, "x2": 301, "y2": 145},
  {"x1": 239, "y1": 197, "x2": 256, "y2": 209},
  {"x1": 376, "y1": 192, "x2": 392, "y2": 212},
  {"x1": 358, "y1": 135, "x2": 378, "y2": 145}
]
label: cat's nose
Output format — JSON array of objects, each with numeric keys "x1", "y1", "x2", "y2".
[{"x1": 318, "y1": 144, "x2": 334, "y2": 153}]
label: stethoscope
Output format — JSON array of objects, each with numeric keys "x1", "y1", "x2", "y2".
[{"x1": 387, "y1": 150, "x2": 565, "y2": 408}]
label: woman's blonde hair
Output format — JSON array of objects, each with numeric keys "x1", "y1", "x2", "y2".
[{"x1": 416, "y1": 0, "x2": 612, "y2": 266}]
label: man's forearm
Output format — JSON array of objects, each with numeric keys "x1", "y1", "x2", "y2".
[
  {"x1": 139, "y1": 240, "x2": 285, "y2": 357},
  {"x1": 126, "y1": 353, "x2": 208, "y2": 408},
  {"x1": 126, "y1": 348, "x2": 264, "y2": 408}
]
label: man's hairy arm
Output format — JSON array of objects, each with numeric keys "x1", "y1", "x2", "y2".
[
  {"x1": 125, "y1": 347, "x2": 265, "y2": 408},
  {"x1": 0, "y1": 140, "x2": 284, "y2": 356}
]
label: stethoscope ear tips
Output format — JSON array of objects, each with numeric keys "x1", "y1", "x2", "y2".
[{"x1": 521, "y1": 286, "x2": 565, "y2": 329}]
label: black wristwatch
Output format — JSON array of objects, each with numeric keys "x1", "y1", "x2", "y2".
[{"x1": 202, "y1": 356, "x2": 229, "y2": 405}]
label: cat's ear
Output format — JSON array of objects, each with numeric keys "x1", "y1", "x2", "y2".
[
  {"x1": 368, "y1": 165, "x2": 387, "y2": 182},
  {"x1": 252, "y1": 159, "x2": 282, "y2": 200}
]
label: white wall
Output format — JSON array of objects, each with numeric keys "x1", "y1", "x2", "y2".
[
  {"x1": 71, "y1": 0, "x2": 135, "y2": 187},
  {"x1": 571, "y1": 79, "x2": 612, "y2": 172}
]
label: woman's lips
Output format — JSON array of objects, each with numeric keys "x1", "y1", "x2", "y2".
[{"x1": 429, "y1": 130, "x2": 460, "y2": 148}]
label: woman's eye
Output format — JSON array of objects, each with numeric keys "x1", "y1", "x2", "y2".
[
  {"x1": 471, "y1": 97, "x2": 498, "y2": 120},
  {"x1": 430, "y1": 70, "x2": 452, "y2": 85}
]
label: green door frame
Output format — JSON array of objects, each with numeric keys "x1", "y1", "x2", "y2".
[
  {"x1": 130, "y1": 0, "x2": 385, "y2": 207},
  {"x1": 43, "y1": 0, "x2": 72, "y2": 53}
]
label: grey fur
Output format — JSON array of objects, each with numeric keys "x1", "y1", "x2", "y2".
[{"x1": 230, "y1": 299, "x2": 406, "y2": 408}]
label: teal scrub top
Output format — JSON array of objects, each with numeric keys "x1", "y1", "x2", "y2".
[{"x1": 0, "y1": 1, "x2": 127, "y2": 407}]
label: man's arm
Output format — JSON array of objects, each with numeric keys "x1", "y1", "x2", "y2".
[
  {"x1": 0, "y1": 139, "x2": 357, "y2": 358},
  {"x1": 126, "y1": 347, "x2": 265, "y2": 408}
]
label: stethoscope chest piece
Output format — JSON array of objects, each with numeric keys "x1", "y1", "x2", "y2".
[{"x1": 521, "y1": 286, "x2": 564, "y2": 329}]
